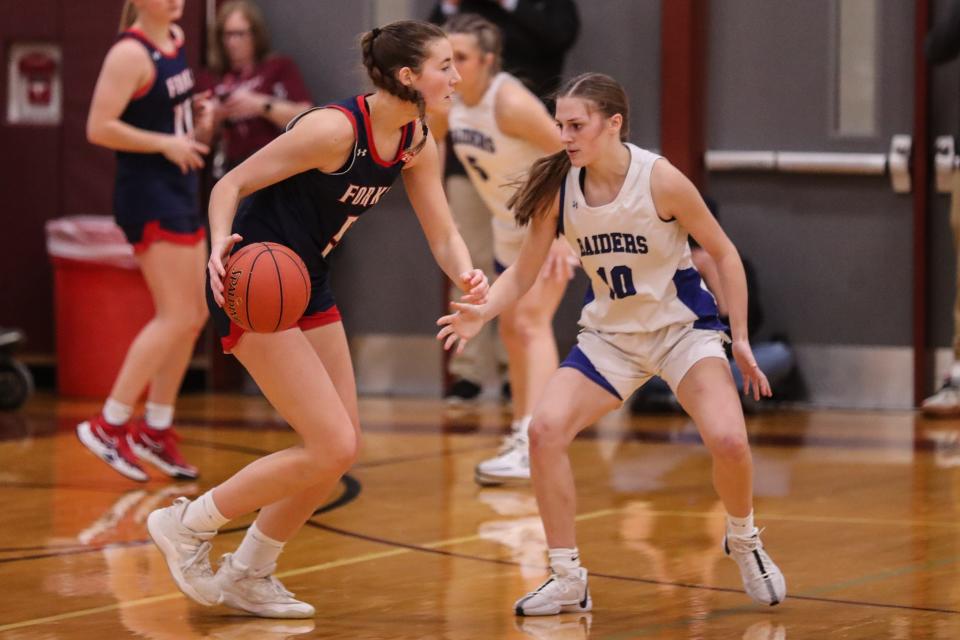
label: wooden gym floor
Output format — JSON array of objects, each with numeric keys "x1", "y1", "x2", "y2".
[{"x1": 1, "y1": 394, "x2": 960, "y2": 639}]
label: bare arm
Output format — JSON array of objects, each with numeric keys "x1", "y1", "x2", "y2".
[
  {"x1": 220, "y1": 58, "x2": 312, "y2": 129},
  {"x1": 495, "y1": 78, "x2": 562, "y2": 155},
  {"x1": 478, "y1": 197, "x2": 558, "y2": 320},
  {"x1": 651, "y1": 160, "x2": 747, "y2": 340},
  {"x1": 651, "y1": 159, "x2": 770, "y2": 398},
  {"x1": 207, "y1": 108, "x2": 354, "y2": 303},
  {"x1": 402, "y1": 128, "x2": 484, "y2": 295},
  {"x1": 87, "y1": 39, "x2": 209, "y2": 172},
  {"x1": 690, "y1": 247, "x2": 728, "y2": 316},
  {"x1": 436, "y1": 194, "x2": 559, "y2": 352},
  {"x1": 222, "y1": 89, "x2": 312, "y2": 129}
]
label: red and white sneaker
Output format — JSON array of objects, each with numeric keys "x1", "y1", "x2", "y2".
[
  {"x1": 128, "y1": 420, "x2": 199, "y2": 480},
  {"x1": 76, "y1": 415, "x2": 148, "y2": 482}
]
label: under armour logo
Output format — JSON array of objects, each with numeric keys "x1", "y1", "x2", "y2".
[
  {"x1": 356, "y1": 148, "x2": 368, "y2": 157},
  {"x1": 572, "y1": 200, "x2": 579, "y2": 208},
  {"x1": 152, "y1": 51, "x2": 161, "y2": 61}
]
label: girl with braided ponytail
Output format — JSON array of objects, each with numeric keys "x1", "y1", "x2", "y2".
[
  {"x1": 438, "y1": 72, "x2": 786, "y2": 615},
  {"x1": 146, "y1": 20, "x2": 487, "y2": 619}
]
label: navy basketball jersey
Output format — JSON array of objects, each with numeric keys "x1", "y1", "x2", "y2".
[
  {"x1": 232, "y1": 94, "x2": 420, "y2": 276},
  {"x1": 113, "y1": 28, "x2": 198, "y2": 223}
]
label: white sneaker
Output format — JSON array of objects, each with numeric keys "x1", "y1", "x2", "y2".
[
  {"x1": 922, "y1": 380, "x2": 960, "y2": 417},
  {"x1": 146, "y1": 497, "x2": 221, "y2": 606},
  {"x1": 216, "y1": 552, "x2": 315, "y2": 618},
  {"x1": 723, "y1": 529, "x2": 786, "y2": 606},
  {"x1": 475, "y1": 431, "x2": 530, "y2": 486},
  {"x1": 514, "y1": 567, "x2": 592, "y2": 616}
]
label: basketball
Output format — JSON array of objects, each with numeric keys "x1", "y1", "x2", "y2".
[{"x1": 223, "y1": 242, "x2": 311, "y2": 333}]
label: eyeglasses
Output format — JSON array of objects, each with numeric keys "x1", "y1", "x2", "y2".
[{"x1": 223, "y1": 29, "x2": 252, "y2": 39}]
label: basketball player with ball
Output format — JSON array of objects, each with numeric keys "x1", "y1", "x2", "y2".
[{"x1": 146, "y1": 20, "x2": 487, "y2": 618}]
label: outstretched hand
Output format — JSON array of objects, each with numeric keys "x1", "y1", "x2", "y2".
[
  {"x1": 731, "y1": 339, "x2": 772, "y2": 401},
  {"x1": 459, "y1": 269, "x2": 489, "y2": 304},
  {"x1": 437, "y1": 301, "x2": 486, "y2": 354}
]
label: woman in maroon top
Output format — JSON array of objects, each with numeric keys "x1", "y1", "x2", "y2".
[{"x1": 198, "y1": 0, "x2": 312, "y2": 175}]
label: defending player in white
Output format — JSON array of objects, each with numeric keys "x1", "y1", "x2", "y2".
[{"x1": 437, "y1": 72, "x2": 786, "y2": 615}]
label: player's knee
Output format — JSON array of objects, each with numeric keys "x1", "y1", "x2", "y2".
[
  {"x1": 528, "y1": 414, "x2": 568, "y2": 454},
  {"x1": 183, "y1": 305, "x2": 208, "y2": 337},
  {"x1": 193, "y1": 305, "x2": 210, "y2": 335},
  {"x1": 508, "y1": 313, "x2": 541, "y2": 343},
  {"x1": 707, "y1": 431, "x2": 750, "y2": 462},
  {"x1": 312, "y1": 429, "x2": 359, "y2": 476}
]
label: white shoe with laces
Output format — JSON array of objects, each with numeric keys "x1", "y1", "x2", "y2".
[
  {"x1": 475, "y1": 429, "x2": 530, "y2": 486},
  {"x1": 146, "y1": 497, "x2": 221, "y2": 606},
  {"x1": 514, "y1": 567, "x2": 592, "y2": 616},
  {"x1": 723, "y1": 528, "x2": 786, "y2": 606},
  {"x1": 216, "y1": 552, "x2": 315, "y2": 619},
  {"x1": 922, "y1": 379, "x2": 960, "y2": 417}
]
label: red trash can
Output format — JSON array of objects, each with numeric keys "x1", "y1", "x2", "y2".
[{"x1": 46, "y1": 216, "x2": 154, "y2": 398}]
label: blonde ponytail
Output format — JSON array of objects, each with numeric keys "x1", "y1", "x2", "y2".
[{"x1": 118, "y1": 0, "x2": 138, "y2": 33}]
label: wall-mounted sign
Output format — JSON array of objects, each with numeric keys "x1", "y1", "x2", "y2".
[{"x1": 7, "y1": 43, "x2": 62, "y2": 125}]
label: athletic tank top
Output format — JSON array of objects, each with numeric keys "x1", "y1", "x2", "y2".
[
  {"x1": 114, "y1": 28, "x2": 198, "y2": 221},
  {"x1": 448, "y1": 73, "x2": 544, "y2": 224},
  {"x1": 559, "y1": 143, "x2": 725, "y2": 334},
  {"x1": 232, "y1": 94, "x2": 420, "y2": 277}
]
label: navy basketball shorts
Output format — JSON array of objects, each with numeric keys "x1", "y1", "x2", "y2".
[
  {"x1": 118, "y1": 214, "x2": 206, "y2": 254},
  {"x1": 206, "y1": 267, "x2": 341, "y2": 354}
]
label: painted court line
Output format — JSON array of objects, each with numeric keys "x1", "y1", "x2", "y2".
[
  {"x1": 2, "y1": 506, "x2": 955, "y2": 632},
  {"x1": 0, "y1": 508, "x2": 620, "y2": 632}
]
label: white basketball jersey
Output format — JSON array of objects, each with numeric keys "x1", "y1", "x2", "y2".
[
  {"x1": 449, "y1": 73, "x2": 545, "y2": 224},
  {"x1": 561, "y1": 144, "x2": 725, "y2": 334}
]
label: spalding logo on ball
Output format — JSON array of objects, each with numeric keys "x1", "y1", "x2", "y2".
[{"x1": 224, "y1": 242, "x2": 311, "y2": 332}]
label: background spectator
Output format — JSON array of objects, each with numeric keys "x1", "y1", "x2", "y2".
[{"x1": 197, "y1": 0, "x2": 312, "y2": 179}]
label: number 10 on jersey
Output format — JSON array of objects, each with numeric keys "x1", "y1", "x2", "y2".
[{"x1": 596, "y1": 265, "x2": 636, "y2": 299}]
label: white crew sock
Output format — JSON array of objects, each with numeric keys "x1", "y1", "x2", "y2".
[
  {"x1": 182, "y1": 490, "x2": 230, "y2": 533},
  {"x1": 145, "y1": 402, "x2": 174, "y2": 430},
  {"x1": 233, "y1": 521, "x2": 286, "y2": 573},
  {"x1": 548, "y1": 547, "x2": 581, "y2": 576},
  {"x1": 726, "y1": 511, "x2": 756, "y2": 538},
  {"x1": 102, "y1": 398, "x2": 133, "y2": 426}
]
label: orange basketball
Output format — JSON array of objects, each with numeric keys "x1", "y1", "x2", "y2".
[{"x1": 223, "y1": 242, "x2": 311, "y2": 332}]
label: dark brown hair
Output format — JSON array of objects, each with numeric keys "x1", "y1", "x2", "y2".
[
  {"x1": 118, "y1": 1, "x2": 137, "y2": 33},
  {"x1": 360, "y1": 20, "x2": 446, "y2": 157},
  {"x1": 208, "y1": 0, "x2": 272, "y2": 75},
  {"x1": 508, "y1": 72, "x2": 630, "y2": 226},
  {"x1": 443, "y1": 13, "x2": 502, "y2": 73}
]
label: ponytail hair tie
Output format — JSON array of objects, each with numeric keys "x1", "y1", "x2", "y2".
[{"x1": 371, "y1": 27, "x2": 382, "y2": 39}]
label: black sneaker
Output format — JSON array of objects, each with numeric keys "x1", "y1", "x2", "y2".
[{"x1": 445, "y1": 378, "x2": 482, "y2": 403}]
